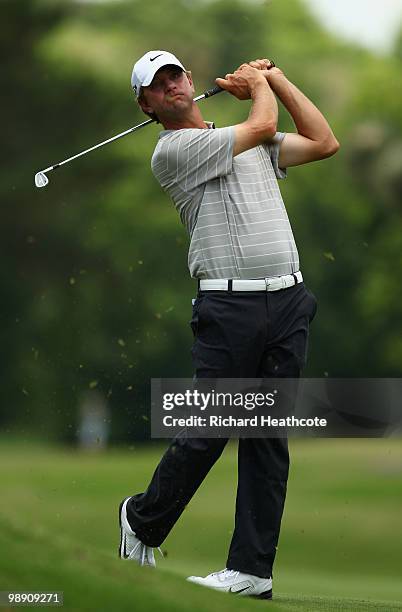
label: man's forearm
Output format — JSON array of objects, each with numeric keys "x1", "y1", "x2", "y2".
[
  {"x1": 217, "y1": 65, "x2": 281, "y2": 156},
  {"x1": 268, "y1": 73, "x2": 336, "y2": 144},
  {"x1": 248, "y1": 79, "x2": 278, "y2": 134}
]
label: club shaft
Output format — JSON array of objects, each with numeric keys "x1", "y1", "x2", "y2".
[
  {"x1": 43, "y1": 119, "x2": 153, "y2": 173},
  {"x1": 42, "y1": 85, "x2": 223, "y2": 174}
]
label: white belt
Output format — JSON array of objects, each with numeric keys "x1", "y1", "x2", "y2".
[{"x1": 199, "y1": 271, "x2": 303, "y2": 292}]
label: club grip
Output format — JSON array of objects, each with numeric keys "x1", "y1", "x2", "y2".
[{"x1": 203, "y1": 85, "x2": 224, "y2": 98}]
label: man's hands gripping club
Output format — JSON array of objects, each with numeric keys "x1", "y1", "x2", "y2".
[
  {"x1": 215, "y1": 59, "x2": 277, "y2": 101},
  {"x1": 216, "y1": 59, "x2": 282, "y2": 100}
]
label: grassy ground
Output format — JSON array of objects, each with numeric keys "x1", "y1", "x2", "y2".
[{"x1": 0, "y1": 438, "x2": 401, "y2": 611}]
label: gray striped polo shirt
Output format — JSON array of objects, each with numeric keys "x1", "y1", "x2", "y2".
[{"x1": 151, "y1": 125, "x2": 299, "y2": 279}]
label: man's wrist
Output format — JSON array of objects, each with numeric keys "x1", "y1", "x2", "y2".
[
  {"x1": 250, "y1": 78, "x2": 270, "y2": 98},
  {"x1": 266, "y1": 69, "x2": 286, "y2": 90}
]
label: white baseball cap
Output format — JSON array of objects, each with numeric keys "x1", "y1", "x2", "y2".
[{"x1": 131, "y1": 50, "x2": 186, "y2": 98}]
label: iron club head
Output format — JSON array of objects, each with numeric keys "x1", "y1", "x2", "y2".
[{"x1": 35, "y1": 172, "x2": 49, "y2": 188}]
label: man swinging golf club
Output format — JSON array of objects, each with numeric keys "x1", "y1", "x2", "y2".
[{"x1": 119, "y1": 50, "x2": 339, "y2": 599}]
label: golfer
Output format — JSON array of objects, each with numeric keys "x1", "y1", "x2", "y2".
[{"x1": 119, "y1": 50, "x2": 339, "y2": 599}]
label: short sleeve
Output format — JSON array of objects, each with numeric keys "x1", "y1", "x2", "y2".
[
  {"x1": 263, "y1": 131, "x2": 287, "y2": 180},
  {"x1": 151, "y1": 126, "x2": 234, "y2": 194}
]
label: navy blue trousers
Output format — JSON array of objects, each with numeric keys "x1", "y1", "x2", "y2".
[{"x1": 127, "y1": 282, "x2": 317, "y2": 577}]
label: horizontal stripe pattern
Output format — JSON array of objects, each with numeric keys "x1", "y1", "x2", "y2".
[{"x1": 151, "y1": 126, "x2": 299, "y2": 279}]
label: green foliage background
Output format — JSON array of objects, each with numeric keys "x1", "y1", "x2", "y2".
[{"x1": 2, "y1": 0, "x2": 402, "y2": 441}]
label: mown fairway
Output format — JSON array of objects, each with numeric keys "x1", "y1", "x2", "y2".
[{"x1": 0, "y1": 438, "x2": 401, "y2": 611}]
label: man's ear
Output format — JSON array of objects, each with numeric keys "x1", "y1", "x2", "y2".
[
  {"x1": 138, "y1": 93, "x2": 154, "y2": 115},
  {"x1": 186, "y1": 70, "x2": 195, "y2": 95}
]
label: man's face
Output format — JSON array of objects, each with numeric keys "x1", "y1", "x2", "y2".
[{"x1": 139, "y1": 65, "x2": 195, "y2": 121}]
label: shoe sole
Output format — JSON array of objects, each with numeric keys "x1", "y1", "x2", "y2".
[
  {"x1": 250, "y1": 589, "x2": 273, "y2": 600},
  {"x1": 188, "y1": 581, "x2": 273, "y2": 600},
  {"x1": 119, "y1": 497, "x2": 132, "y2": 559}
]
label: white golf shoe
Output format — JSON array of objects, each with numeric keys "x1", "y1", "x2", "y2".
[
  {"x1": 186, "y1": 568, "x2": 272, "y2": 599},
  {"x1": 119, "y1": 497, "x2": 162, "y2": 567}
]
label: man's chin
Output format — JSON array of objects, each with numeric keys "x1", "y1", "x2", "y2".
[{"x1": 162, "y1": 98, "x2": 191, "y2": 115}]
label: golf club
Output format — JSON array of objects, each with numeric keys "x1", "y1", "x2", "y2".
[{"x1": 34, "y1": 85, "x2": 223, "y2": 188}]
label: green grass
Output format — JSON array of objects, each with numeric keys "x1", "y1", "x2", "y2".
[{"x1": 0, "y1": 439, "x2": 401, "y2": 611}]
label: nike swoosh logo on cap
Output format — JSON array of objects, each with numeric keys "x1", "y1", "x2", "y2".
[{"x1": 150, "y1": 54, "x2": 164, "y2": 61}]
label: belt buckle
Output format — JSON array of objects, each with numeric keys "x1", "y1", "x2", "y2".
[{"x1": 264, "y1": 277, "x2": 272, "y2": 291}]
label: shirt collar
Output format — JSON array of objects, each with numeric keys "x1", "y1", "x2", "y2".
[{"x1": 159, "y1": 120, "x2": 215, "y2": 138}]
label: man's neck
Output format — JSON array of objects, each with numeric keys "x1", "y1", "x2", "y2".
[{"x1": 161, "y1": 104, "x2": 208, "y2": 130}]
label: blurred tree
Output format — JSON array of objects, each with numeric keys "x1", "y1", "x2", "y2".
[{"x1": 394, "y1": 25, "x2": 402, "y2": 62}]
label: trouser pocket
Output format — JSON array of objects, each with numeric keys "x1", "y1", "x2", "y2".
[{"x1": 189, "y1": 296, "x2": 203, "y2": 336}]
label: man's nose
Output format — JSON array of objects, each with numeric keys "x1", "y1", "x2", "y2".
[{"x1": 165, "y1": 78, "x2": 178, "y2": 92}]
